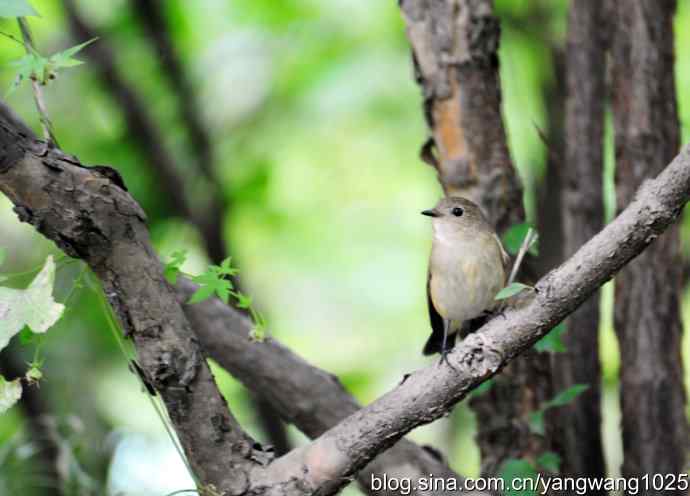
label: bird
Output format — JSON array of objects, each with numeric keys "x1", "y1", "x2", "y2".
[{"x1": 421, "y1": 196, "x2": 510, "y2": 364}]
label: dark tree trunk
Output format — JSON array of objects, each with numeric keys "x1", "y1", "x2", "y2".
[
  {"x1": 549, "y1": 0, "x2": 607, "y2": 486},
  {"x1": 610, "y1": 0, "x2": 689, "y2": 490}
]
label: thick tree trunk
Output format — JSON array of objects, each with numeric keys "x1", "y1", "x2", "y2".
[
  {"x1": 610, "y1": 0, "x2": 689, "y2": 490},
  {"x1": 549, "y1": 0, "x2": 607, "y2": 485}
]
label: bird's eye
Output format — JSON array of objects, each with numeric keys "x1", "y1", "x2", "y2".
[{"x1": 452, "y1": 207, "x2": 464, "y2": 217}]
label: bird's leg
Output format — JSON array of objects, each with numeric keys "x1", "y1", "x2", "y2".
[{"x1": 439, "y1": 319, "x2": 455, "y2": 369}]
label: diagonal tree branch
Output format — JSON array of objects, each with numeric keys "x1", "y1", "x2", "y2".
[{"x1": 0, "y1": 105, "x2": 268, "y2": 494}]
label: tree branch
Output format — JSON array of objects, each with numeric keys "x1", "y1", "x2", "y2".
[{"x1": 0, "y1": 104, "x2": 267, "y2": 494}]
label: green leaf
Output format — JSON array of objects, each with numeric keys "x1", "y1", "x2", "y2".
[
  {"x1": 498, "y1": 458, "x2": 538, "y2": 496},
  {"x1": 0, "y1": 0, "x2": 38, "y2": 17},
  {"x1": 494, "y1": 282, "x2": 532, "y2": 300},
  {"x1": 188, "y1": 283, "x2": 216, "y2": 305},
  {"x1": 534, "y1": 322, "x2": 567, "y2": 353},
  {"x1": 7, "y1": 51, "x2": 49, "y2": 92},
  {"x1": 18, "y1": 326, "x2": 35, "y2": 344},
  {"x1": 536, "y1": 451, "x2": 561, "y2": 473},
  {"x1": 6, "y1": 38, "x2": 97, "y2": 95},
  {"x1": 502, "y1": 223, "x2": 539, "y2": 256},
  {"x1": 163, "y1": 250, "x2": 187, "y2": 285},
  {"x1": 189, "y1": 270, "x2": 231, "y2": 304},
  {"x1": 47, "y1": 37, "x2": 98, "y2": 70},
  {"x1": 545, "y1": 384, "x2": 589, "y2": 409},
  {"x1": 0, "y1": 375, "x2": 22, "y2": 414},
  {"x1": 529, "y1": 384, "x2": 590, "y2": 437},
  {"x1": 235, "y1": 291, "x2": 252, "y2": 309},
  {"x1": 0, "y1": 247, "x2": 6, "y2": 267},
  {"x1": 0, "y1": 256, "x2": 65, "y2": 351},
  {"x1": 217, "y1": 257, "x2": 239, "y2": 277},
  {"x1": 528, "y1": 410, "x2": 545, "y2": 436},
  {"x1": 502, "y1": 223, "x2": 531, "y2": 255}
]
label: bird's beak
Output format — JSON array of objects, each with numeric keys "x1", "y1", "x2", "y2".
[{"x1": 421, "y1": 209, "x2": 440, "y2": 217}]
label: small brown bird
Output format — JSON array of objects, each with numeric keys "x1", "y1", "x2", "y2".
[{"x1": 421, "y1": 197, "x2": 509, "y2": 363}]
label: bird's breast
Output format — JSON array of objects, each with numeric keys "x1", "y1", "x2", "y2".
[{"x1": 429, "y1": 235, "x2": 505, "y2": 321}]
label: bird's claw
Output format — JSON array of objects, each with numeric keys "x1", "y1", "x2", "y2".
[{"x1": 438, "y1": 350, "x2": 456, "y2": 370}]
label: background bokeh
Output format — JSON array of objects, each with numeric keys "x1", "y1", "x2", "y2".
[{"x1": 1, "y1": 0, "x2": 689, "y2": 494}]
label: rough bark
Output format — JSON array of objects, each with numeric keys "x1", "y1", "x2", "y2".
[
  {"x1": 2, "y1": 96, "x2": 689, "y2": 495},
  {"x1": 399, "y1": 0, "x2": 551, "y2": 475},
  {"x1": 0, "y1": 109, "x2": 267, "y2": 495},
  {"x1": 550, "y1": 0, "x2": 607, "y2": 484},
  {"x1": 610, "y1": 0, "x2": 689, "y2": 488},
  {"x1": 400, "y1": 0, "x2": 521, "y2": 232}
]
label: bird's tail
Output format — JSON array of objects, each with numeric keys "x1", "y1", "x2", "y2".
[
  {"x1": 422, "y1": 328, "x2": 457, "y2": 355},
  {"x1": 423, "y1": 316, "x2": 489, "y2": 355}
]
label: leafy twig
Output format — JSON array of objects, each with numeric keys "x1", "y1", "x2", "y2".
[
  {"x1": 164, "y1": 252, "x2": 268, "y2": 341},
  {"x1": 17, "y1": 17, "x2": 58, "y2": 146}
]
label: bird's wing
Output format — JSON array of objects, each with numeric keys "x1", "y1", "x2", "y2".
[{"x1": 423, "y1": 270, "x2": 446, "y2": 355}]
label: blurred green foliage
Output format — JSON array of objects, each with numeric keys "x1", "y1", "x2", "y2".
[{"x1": 0, "y1": 0, "x2": 689, "y2": 494}]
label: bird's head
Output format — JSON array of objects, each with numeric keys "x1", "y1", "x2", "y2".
[{"x1": 421, "y1": 196, "x2": 492, "y2": 237}]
